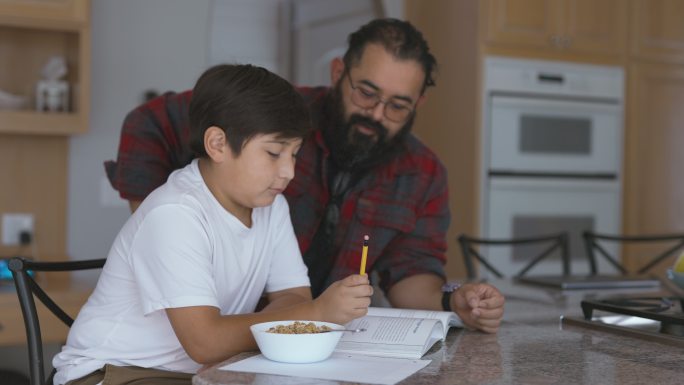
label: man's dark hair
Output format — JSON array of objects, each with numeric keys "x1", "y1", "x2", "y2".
[
  {"x1": 343, "y1": 18, "x2": 437, "y2": 93},
  {"x1": 189, "y1": 64, "x2": 311, "y2": 157}
]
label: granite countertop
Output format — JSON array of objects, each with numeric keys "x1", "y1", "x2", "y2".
[{"x1": 193, "y1": 280, "x2": 684, "y2": 385}]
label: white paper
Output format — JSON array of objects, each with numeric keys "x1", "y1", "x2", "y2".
[{"x1": 220, "y1": 352, "x2": 430, "y2": 385}]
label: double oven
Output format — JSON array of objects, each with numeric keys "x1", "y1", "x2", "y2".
[{"x1": 480, "y1": 57, "x2": 624, "y2": 276}]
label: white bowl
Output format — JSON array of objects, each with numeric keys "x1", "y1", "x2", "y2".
[{"x1": 250, "y1": 320, "x2": 344, "y2": 363}]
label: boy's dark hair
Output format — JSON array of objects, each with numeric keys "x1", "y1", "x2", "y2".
[
  {"x1": 343, "y1": 18, "x2": 437, "y2": 93},
  {"x1": 189, "y1": 64, "x2": 311, "y2": 157}
]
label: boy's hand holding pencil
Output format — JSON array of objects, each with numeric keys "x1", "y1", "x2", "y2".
[
  {"x1": 315, "y1": 236, "x2": 373, "y2": 325},
  {"x1": 315, "y1": 274, "x2": 372, "y2": 325}
]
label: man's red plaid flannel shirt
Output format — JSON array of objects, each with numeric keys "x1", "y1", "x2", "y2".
[{"x1": 105, "y1": 87, "x2": 450, "y2": 294}]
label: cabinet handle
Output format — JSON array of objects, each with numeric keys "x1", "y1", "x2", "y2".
[{"x1": 550, "y1": 35, "x2": 562, "y2": 48}]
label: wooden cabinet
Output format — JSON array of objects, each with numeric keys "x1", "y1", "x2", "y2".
[
  {"x1": 0, "y1": 1, "x2": 91, "y2": 324},
  {"x1": 0, "y1": 0, "x2": 90, "y2": 135},
  {"x1": 564, "y1": 0, "x2": 627, "y2": 57},
  {"x1": 407, "y1": 0, "x2": 684, "y2": 278},
  {"x1": 623, "y1": 62, "x2": 684, "y2": 269},
  {"x1": 482, "y1": 0, "x2": 627, "y2": 60},
  {"x1": 622, "y1": 1, "x2": 684, "y2": 268},
  {"x1": 484, "y1": 0, "x2": 560, "y2": 50},
  {"x1": 630, "y1": 0, "x2": 684, "y2": 63}
]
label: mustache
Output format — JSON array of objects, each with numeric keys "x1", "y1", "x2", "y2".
[{"x1": 347, "y1": 114, "x2": 388, "y2": 138}]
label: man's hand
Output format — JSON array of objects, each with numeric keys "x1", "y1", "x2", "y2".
[{"x1": 451, "y1": 283, "x2": 504, "y2": 334}]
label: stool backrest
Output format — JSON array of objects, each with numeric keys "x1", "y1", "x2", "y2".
[
  {"x1": 9, "y1": 257, "x2": 105, "y2": 385},
  {"x1": 582, "y1": 231, "x2": 684, "y2": 275},
  {"x1": 458, "y1": 233, "x2": 570, "y2": 279}
]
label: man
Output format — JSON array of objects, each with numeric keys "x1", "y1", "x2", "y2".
[{"x1": 106, "y1": 18, "x2": 504, "y2": 333}]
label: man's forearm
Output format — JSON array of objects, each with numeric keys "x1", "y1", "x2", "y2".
[{"x1": 386, "y1": 273, "x2": 444, "y2": 310}]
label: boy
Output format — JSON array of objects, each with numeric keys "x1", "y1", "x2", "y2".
[{"x1": 53, "y1": 64, "x2": 373, "y2": 385}]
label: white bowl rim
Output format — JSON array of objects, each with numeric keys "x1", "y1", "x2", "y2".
[{"x1": 250, "y1": 320, "x2": 344, "y2": 334}]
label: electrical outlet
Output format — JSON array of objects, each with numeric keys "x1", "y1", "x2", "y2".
[{"x1": 2, "y1": 213, "x2": 34, "y2": 246}]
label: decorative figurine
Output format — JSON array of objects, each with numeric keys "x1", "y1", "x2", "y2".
[{"x1": 36, "y1": 56, "x2": 70, "y2": 112}]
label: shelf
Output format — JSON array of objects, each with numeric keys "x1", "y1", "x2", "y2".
[
  {"x1": 0, "y1": 109, "x2": 85, "y2": 136},
  {"x1": 0, "y1": 0, "x2": 90, "y2": 136},
  {"x1": 0, "y1": 13, "x2": 86, "y2": 31},
  {"x1": 0, "y1": 0, "x2": 89, "y2": 29}
]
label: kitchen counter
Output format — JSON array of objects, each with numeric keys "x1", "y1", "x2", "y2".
[{"x1": 193, "y1": 279, "x2": 684, "y2": 385}]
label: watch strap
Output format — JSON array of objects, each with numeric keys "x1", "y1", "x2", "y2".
[
  {"x1": 441, "y1": 282, "x2": 461, "y2": 312},
  {"x1": 441, "y1": 291, "x2": 452, "y2": 312}
]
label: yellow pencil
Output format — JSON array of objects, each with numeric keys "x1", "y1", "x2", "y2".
[{"x1": 360, "y1": 235, "x2": 369, "y2": 275}]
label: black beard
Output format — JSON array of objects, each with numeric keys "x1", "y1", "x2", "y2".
[{"x1": 322, "y1": 86, "x2": 414, "y2": 171}]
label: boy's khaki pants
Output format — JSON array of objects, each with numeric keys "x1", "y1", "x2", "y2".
[{"x1": 66, "y1": 364, "x2": 193, "y2": 385}]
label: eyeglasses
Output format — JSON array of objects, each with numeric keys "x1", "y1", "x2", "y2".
[{"x1": 346, "y1": 73, "x2": 414, "y2": 122}]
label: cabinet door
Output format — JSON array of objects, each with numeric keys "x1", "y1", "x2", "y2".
[
  {"x1": 484, "y1": 0, "x2": 563, "y2": 50},
  {"x1": 564, "y1": 0, "x2": 627, "y2": 56},
  {"x1": 623, "y1": 63, "x2": 684, "y2": 270},
  {"x1": 631, "y1": 0, "x2": 684, "y2": 63}
]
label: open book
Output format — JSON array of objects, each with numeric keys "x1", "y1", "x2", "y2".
[{"x1": 335, "y1": 307, "x2": 463, "y2": 359}]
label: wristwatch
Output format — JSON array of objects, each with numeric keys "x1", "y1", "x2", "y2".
[{"x1": 441, "y1": 281, "x2": 461, "y2": 312}]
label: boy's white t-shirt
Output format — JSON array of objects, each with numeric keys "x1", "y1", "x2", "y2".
[{"x1": 53, "y1": 159, "x2": 310, "y2": 384}]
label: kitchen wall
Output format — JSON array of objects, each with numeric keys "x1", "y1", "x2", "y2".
[{"x1": 67, "y1": 0, "x2": 210, "y2": 277}]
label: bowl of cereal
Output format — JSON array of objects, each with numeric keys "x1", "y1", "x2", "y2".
[{"x1": 250, "y1": 320, "x2": 344, "y2": 363}]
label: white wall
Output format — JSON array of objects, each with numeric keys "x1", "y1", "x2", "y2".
[
  {"x1": 382, "y1": 0, "x2": 405, "y2": 19},
  {"x1": 208, "y1": 0, "x2": 284, "y2": 74},
  {"x1": 67, "y1": 0, "x2": 212, "y2": 272}
]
